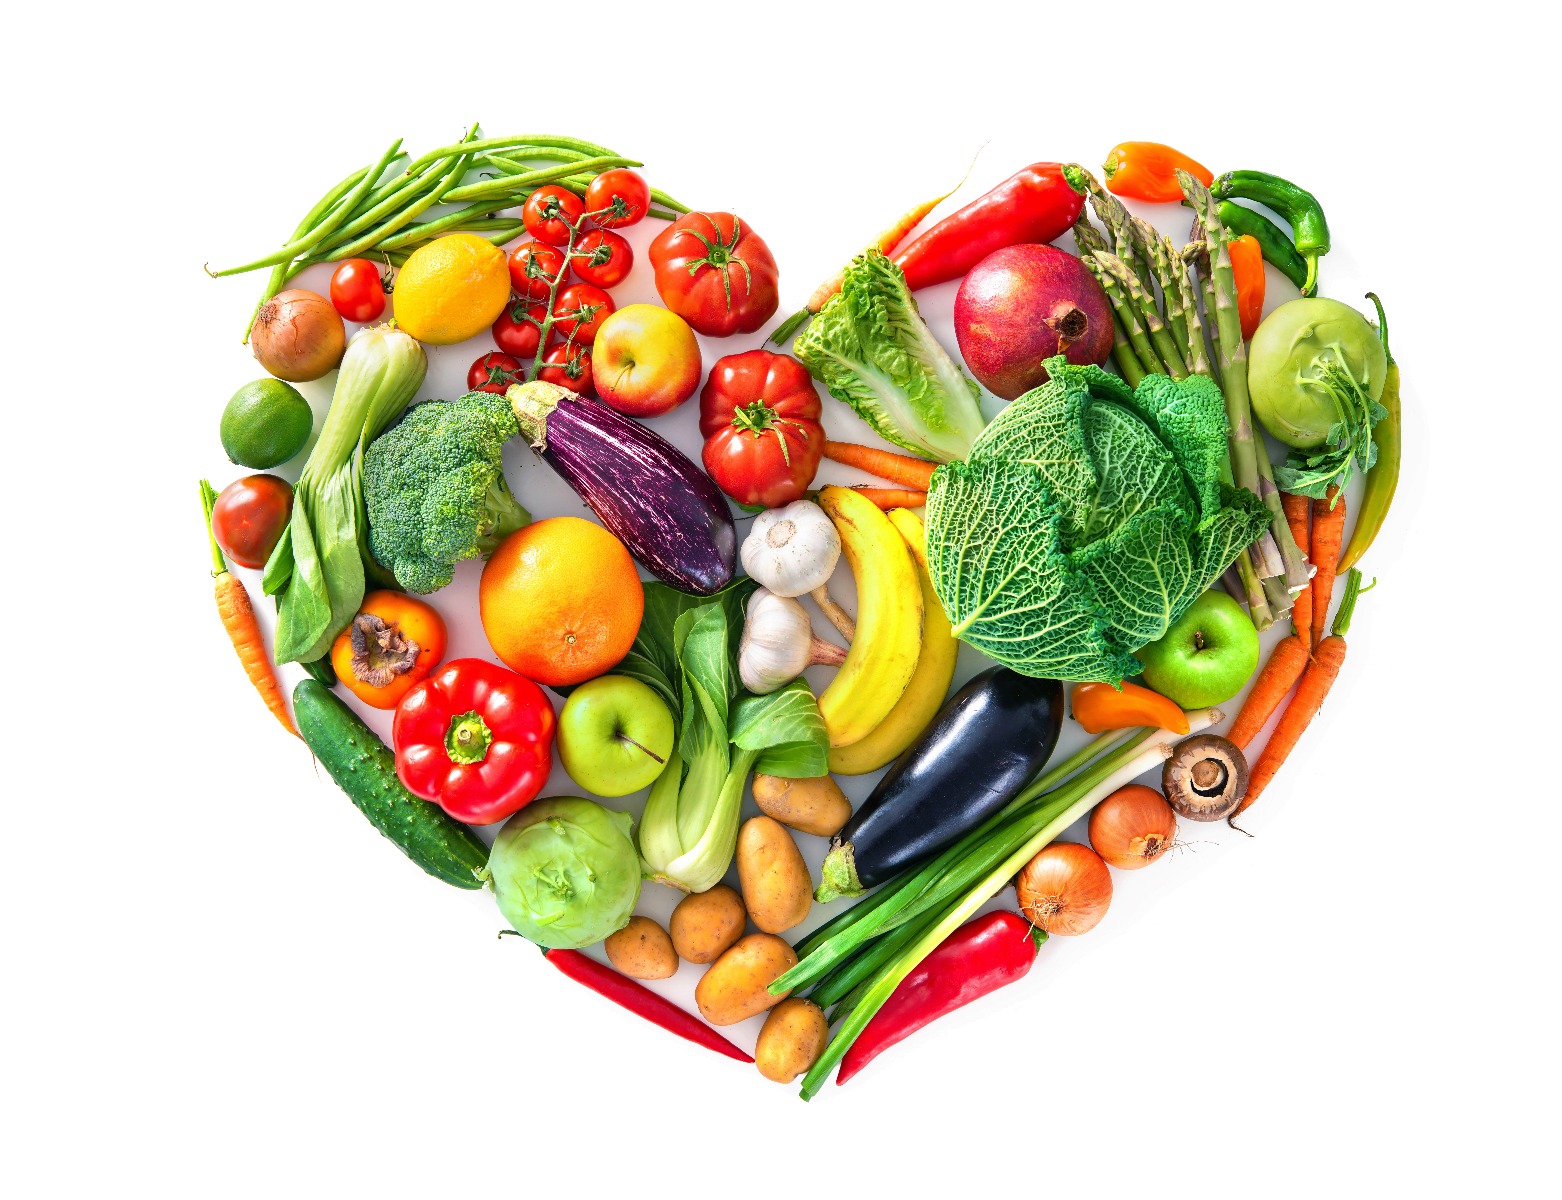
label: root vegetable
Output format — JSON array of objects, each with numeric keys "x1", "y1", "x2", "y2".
[
  {"x1": 669, "y1": 885, "x2": 746, "y2": 964},
  {"x1": 751, "y1": 773, "x2": 852, "y2": 837},
  {"x1": 604, "y1": 916, "x2": 678, "y2": 980},
  {"x1": 1087, "y1": 784, "x2": 1177, "y2": 870},
  {"x1": 754, "y1": 998, "x2": 829, "y2": 1084},
  {"x1": 251, "y1": 288, "x2": 345, "y2": 382},
  {"x1": 736, "y1": 816, "x2": 813, "y2": 934},
  {"x1": 695, "y1": 933, "x2": 797, "y2": 1026}
]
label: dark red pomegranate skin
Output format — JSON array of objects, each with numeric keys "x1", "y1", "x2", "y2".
[{"x1": 954, "y1": 244, "x2": 1114, "y2": 399}]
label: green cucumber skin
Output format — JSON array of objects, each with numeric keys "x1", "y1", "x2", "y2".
[{"x1": 293, "y1": 679, "x2": 490, "y2": 889}]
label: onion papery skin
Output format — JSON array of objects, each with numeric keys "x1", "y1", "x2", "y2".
[
  {"x1": 1088, "y1": 784, "x2": 1178, "y2": 870},
  {"x1": 1015, "y1": 842, "x2": 1113, "y2": 936}
]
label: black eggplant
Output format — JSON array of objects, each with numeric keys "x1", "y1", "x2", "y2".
[
  {"x1": 510, "y1": 382, "x2": 736, "y2": 594},
  {"x1": 815, "y1": 667, "x2": 1063, "y2": 902}
]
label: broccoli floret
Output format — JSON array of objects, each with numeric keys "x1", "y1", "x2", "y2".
[{"x1": 363, "y1": 392, "x2": 529, "y2": 594}]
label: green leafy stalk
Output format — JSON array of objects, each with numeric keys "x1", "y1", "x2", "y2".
[{"x1": 1273, "y1": 360, "x2": 1389, "y2": 499}]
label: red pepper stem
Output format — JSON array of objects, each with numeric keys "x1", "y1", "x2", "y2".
[{"x1": 445, "y1": 710, "x2": 493, "y2": 765}]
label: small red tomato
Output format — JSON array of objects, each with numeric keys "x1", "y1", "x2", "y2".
[
  {"x1": 551, "y1": 283, "x2": 615, "y2": 345},
  {"x1": 699, "y1": 350, "x2": 825, "y2": 508},
  {"x1": 585, "y1": 169, "x2": 650, "y2": 228},
  {"x1": 539, "y1": 342, "x2": 592, "y2": 394},
  {"x1": 571, "y1": 228, "x2": 633, "y2": 289},
  {"x1": 492, "y1": 297, "x2": 547, "y2": 358},
  {"x1": 507, "y1": 240, "x2": 567, "y2": 300},
  {"x1": 523, "y1": 186, "x2": 586, "y2": 246},
  {"x1": 211, "y1": 474, "x2": 294, "y2": 569},
  {"x1": 467, "y1": 351, "x2": 525, "y2": 395},
  {"x1": 329, "y1": 258, "x2": 388, "y2": 323}
]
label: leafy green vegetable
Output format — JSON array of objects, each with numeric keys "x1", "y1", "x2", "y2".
[
  {"x1": 263, "y1": 326, "x2": 427, "y2": 662},
  {"x1": 611, "y1": 578, "x2": 757, "y2": 719},
  {"x1": 637, "y1": 597, "x2": 827, "y2": 893},
  {"x1": 363, "y1": 392, "x2": 530, "y2": 595},
  {"x1": 1271, "y1": 361, "x2": 1388, "y2": 500},
  {"x1": 793, "y1": 249, "x2": 985, "y2": 462},
  {"x1": 487, "y1": 796, "x2": 642, "y2": 949},
  {"x1": 925, "y1": 357, "x2": 1270, "y2": 684}
]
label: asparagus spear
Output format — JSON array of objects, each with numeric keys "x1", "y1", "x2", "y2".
[
  {"x1": 1074, "y1": 221, "x2": 1145, "y2": 385},
  {"x1": 1170, "y1": 238, "x2": 1209, "y2": 377},
  {"x1": 1084, "y1": 254, "x2": 1163, "y2": 377},
  {"x1": 1138, "y1": 220, "x2": 1188, "y2": 359},
  {"x1": 1096, "y1": 252, "x2": 1187, "y2": 378}
]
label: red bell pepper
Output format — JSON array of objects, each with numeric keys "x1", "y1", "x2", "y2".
[
  {"x1": 698, "y1": 349, "x2": 826, "y2": 508},
  {"x1": 891, "y1": 163, "x2": 1087, "y2": 292},
  {"x1": 536, "y1": 944, "x2": 754, "y2": 1064},
  {"x1": 836, "y1": 910, "x2": 1045, "y2": 1085},
  {"x1": 391, "y1": 658, "x2": 556, "y2": 826}
]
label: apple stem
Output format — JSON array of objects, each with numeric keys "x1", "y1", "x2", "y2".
[{"x1": 615, "y1": 732, "x2": 666, "y2": 765}]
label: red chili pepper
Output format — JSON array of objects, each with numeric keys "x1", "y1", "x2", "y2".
[
  {"x1": 540, "y1": 946, "x2": 754, "y2": 1064},
  {"x1": 891, "y1": 163, "x2": 1086, "y2": 292},
  {"x1": 391, "y1": 658, "x2": 556, "y2": 826},
  {"x1": 836, "y1": 910, "x2": 1044, "y2": 1086}
]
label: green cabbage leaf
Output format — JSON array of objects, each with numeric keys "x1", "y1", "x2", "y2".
[{"x1": 925, "y1": 359, "x2": 1270, "y2": 684}]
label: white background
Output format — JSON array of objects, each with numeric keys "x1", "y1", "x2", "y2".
[{"x1": 4, "y1": 3, "x2": 1552, "y2": 1197}]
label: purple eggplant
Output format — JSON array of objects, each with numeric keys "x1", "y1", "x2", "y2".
[{"x1": 509, "y1": 381, "x2": 736, "y2": 594}]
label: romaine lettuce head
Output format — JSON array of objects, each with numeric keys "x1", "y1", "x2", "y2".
[
  {"x1": 488, "y1": 797, "x2": 641, "y2": 949},
  {"x1": 926, "y1": 358, "x2": 1269, "y2": 684},
  {"x1": 793, "y1": 250, "x2": 985, "y2": 462}
]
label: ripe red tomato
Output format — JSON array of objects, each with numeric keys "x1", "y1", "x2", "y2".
[
  {"x1": 211, "y1": 474, "x2": 294, "y2": 570},
  {"x1": 584, "y1": 169, "x2": 650, "y2": 229},
  {"x1": 551, "y1": 284, "x2": 615, "y2": 345},
  {"x1": 328, "y1": 258, "x2": 388, "y2": 323},
  {"x1": 493, "y1": 297, "x2": 546, "y2": 358},
  {"x1": 523, "y1": 186, "x2": 586, "y2": 246},
  {"x1": 538, "y1": 343, "x2": 592, "y2": 394},
  {"x1": 650, "y1": 211, "x2": 779, "y2": 337},
  {"x1": 468, "y1": 352, "x2": 525, "y2": 395},
  {"x1": 507, "y1": 241, "x2": 567, "y2": 300},
  {"x1": 698, "y1": 350, "x2": 825, "y2": 508},
  {"x1": 571, "y1": 229, "x2": 633, "y2": 289}
]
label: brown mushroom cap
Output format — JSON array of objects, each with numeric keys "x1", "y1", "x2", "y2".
[{"x1": 1162, "y1": 734, "x2": 1249, "y2": 822}]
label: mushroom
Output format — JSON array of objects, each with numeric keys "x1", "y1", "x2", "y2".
[{"x1": 1161, "y1": 734, "x2": 1249, "y2": 822}]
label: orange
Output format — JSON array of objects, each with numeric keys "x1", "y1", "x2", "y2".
[{"x1": 479, "y1": 517, "x2": 644, "y2": 687}]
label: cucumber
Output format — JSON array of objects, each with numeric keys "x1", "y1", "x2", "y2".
[{"x1": 293, "y1": 679, "x2": 490, "y2": 889}]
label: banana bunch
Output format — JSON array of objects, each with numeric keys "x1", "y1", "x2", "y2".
[{"x1": 814, "y1": 488, "x2": 960, "y2": 767}]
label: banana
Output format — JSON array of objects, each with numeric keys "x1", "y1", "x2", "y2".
[
  {"x1": 830, "y1": 509, "x2": 959, "y2": 774},
  {"x1": 816, "y1": 487, "x2": 923, "y2": 747}
]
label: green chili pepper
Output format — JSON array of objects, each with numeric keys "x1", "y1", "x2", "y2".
[
  {"x1": 1336, "y1": 293, "x2": 1398, "y2": 572},
  {"x1": 1215, "y1": 200, "x2": 1308, "y2": 291},
  {"x1": 1212, "y1": 169, "x2": 1329, "y2": 296}
]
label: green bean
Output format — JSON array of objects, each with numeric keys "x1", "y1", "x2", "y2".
[
  {"x1": 325, "y1": 149, "x2": 479, "y2": 261},
  {"x1": 381, "y1": 220, "x2": 525, "y2": 258},
  {"x1": 210, "y1": 139, "x2": 404, "y2": 277},
  {"x1": 647, "y1": 208, "x2": 682, "y2": 222},
  {"x1": 482, "y1": 146, "x2": 594, "y2": 172},
  {"x1": 402, "y1": 132, "x2": 617, "y2": 176},
  {"x1": 441, "y1": 155, "x2": 640, "y2": 204},
  {"x1": 377, "y1": 200, "x2": 518, "y2": 250},
  {"x1": 308, "y1": 151, "x2": 463, "y2": 261},
  {"x1": 650, "y1": 187, "x2": 691, "y2": 215}
]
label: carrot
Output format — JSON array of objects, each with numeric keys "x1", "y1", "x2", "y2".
[
  {"x1": 1231, "y1": 570, "x2": 1371, "y2": 822},
  {"x1": 1225, "y1": 635, "x2": 1310, "y2": 751},
  {"x1": 1310, "y1": 486, "x2": 1346, "y2": 650},
  {"x1": 1281, "y1": 492, "x2": 1313, "y2": 645},
  {"x1": 851, "y1": 486, "x2": 928, "y2": 510},
  {"x1": 824, "y1": 441, "x2": 937, "y2": 490},
  {"x1": 201, "y1": 480, "x2": 298, "y2": 738}
]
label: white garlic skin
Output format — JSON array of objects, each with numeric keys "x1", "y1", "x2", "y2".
[
  {"x1": 738, "y1": 588, "x2": 816, "y2": 694},
  {"x1": 740, "y1": 500, "x2": 842, "y2": 598}
]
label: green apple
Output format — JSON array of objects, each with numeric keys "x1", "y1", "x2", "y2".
[
  {"x1": 557, "y1": 676, "x2": 675, "y2": 797},
  {"x1": 1136, "y1": 590, "x2": 1260, "y2": 708}
]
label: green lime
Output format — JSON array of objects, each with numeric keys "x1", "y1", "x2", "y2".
[{"x1": 220, "y1": 378, "x2": 313, "y2": 468}]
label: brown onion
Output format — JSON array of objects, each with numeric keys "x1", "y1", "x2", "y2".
[
  {"x1": 1015, "y1": 842, "x2": 1112, "y2": 936},
  {"x1": 1088, "y1": 784, "x2": 1178, "y2": 870},
  {"x1": 251, "y1": 288, "x2": 345, "y2": 382}
]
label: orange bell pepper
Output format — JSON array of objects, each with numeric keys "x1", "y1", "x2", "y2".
[
  {"x1": 1071, "y1": 680, "x2": 1190, "y2": 736},
  {"x1": 329, "y1": 590, "x2": 448, "y2": 710},
  {"x1": 1101, "y1": 142, "x2": 1213, "y2": 204},
  {"x1": 1228, "y1": 233, "x2": 1266, "y2": 340}
]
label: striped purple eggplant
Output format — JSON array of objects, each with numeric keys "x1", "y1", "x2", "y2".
[{"x1": 509, "y1": 381, "x2": 736, "y2": 594}]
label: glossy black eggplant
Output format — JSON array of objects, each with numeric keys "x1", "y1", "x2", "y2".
[
  {"x1": 509, "y1": 381, "x2": 736, "y2": 594},
  {"x1": 815, "y1": 667, "x2": 1063, "y2": 902}
]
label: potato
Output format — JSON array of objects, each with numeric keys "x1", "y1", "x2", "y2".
[
  {"x1": 695, "y1": 933, "x2": 797, "y2": 1026},
  {"x1": 604, "y1": 916, "x2": 678, "y2": 980},
  {"x1": 751, "y1": 774, "x2": 852, "y2": 837},
  {"x1": 737, "y1": 816, "x2": 812, "y2": 934},
  {"x1": 755, "y1": 998, "x2": 828, "y2": 1084},
  {"x1": 669, "y1": 884, "x2": 747, "y2": 965}
]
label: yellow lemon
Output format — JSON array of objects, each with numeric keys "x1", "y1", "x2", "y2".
[{"x1": 392, "y1": 233, "x2": 511, "y2": 345}]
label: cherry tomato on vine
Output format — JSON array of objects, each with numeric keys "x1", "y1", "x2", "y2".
[
  {"x1": 467, "y1": 352, "x2": 525, "y2": 395},
  {"x1": 492, "y1": 297, "x2": 547, "y2": 358},
  {"x1": 551, "y1": 284, "x2": 615, "y2": 345},
  {"x1": 539, "y1": 343, "x2": 592, "y2": 394},
  {"x1": 571, "y1": 229, "x2": 633, "y2": 289},
  {"x1": 329, "y1": 258, "x2": 388, "y2": 323},
  {"x1": 507, "y1": 241, "x2": 567, "y2": 300},
  {"x1": 585, "y1": 169, "x2": 650, "y2": 229},
  {"x1": 523, "y1": 186, "x2": 585, "y2": 246}
]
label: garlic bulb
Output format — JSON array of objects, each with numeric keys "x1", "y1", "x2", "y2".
[
  {"x1": 739, "y1": 588, "x2": 847, "y2": 694},
  {"x1": 740, "y1": 500, "x2": 841, "y2": 598}
]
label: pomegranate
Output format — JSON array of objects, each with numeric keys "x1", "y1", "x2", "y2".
[{"x1": 953, "y1": 244, "x2": 1113, "y2": 399}]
